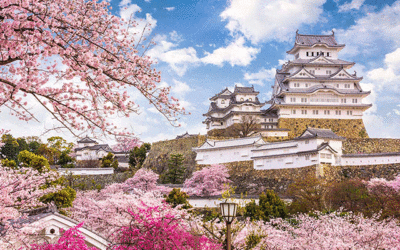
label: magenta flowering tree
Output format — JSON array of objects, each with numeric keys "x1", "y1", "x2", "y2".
[
  {"x1": 112, "y1": 137, "x2": 141, "y2": 153},
  {"x1": 113, "y1": 205, "x2": 221, "y2": 250},
  {"x1": 30, "y1": 222, "x2": 97, "y2": 250},
  {"x1": 0, "y1": 0, "x2": 184, "y2": 137},
  {"x1": 183, "y1": 164, "x2": 231, "y2": 196}
]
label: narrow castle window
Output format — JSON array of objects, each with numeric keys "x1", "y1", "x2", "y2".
[
  {"x1": 306, "y1": 52, "x2": 309, "y2": 56},
  {"x1": 311, "y1": 52, "x2": 314, "y2": 56}
]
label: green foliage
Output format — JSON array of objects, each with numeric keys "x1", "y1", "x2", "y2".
[
  {"x1": 18, "y1": 150, "x2": 50, "y2": 172},
  {"x1": 129, "y1": 143, "x2": 150, "y2": 168},
  {"x1": 40, "y1": 186, "x2": 76, "y2": 209},
  {"x1": 58, "y1": 150, "x2": 75, "y2": 168},
  {"x1": 244, "y1": 190, "x2": 287, "y2": 221},
  {"x1": 1, "y1": 158, "x2": 17, "y2": 168},
  {"x1": 164, "y1": 153, "x2": 185, "y2": 184},
  {"x1": 245, "y1": 232, "x2": 265, "y2": 250},
  {"x1": 165, "y1": 188, "x2": 192, "y2": 209},
  {"x1": 28, "y1": 141, "x2": 42, "y2": 154},
  {"x1": 101, "y1": 152, "x2": 119, "y2": 169},
  {"x1": 0, "y1": 134, "x2": 20, "y2": 162}
]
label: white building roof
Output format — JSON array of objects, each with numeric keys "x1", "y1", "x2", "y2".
[{"x1": 194, "y1": 135, "x2": 266, "y2": 150}]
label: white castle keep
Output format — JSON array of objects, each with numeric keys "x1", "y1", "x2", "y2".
[{"x1": 203, "y1": 31, "x2": 372, "y2": 134}]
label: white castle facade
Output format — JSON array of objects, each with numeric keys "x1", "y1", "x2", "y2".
[
  {"x1": 269, "y1": 30, "x2": 372, "y2": 119},
  {"x1": 203, "y1": 31, "x2": 372, "y2": 134},
  {"x1": 193, "y1": 128, "x2": 400, "y2": 170}
]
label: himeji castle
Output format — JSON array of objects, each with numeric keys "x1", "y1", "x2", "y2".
[
  {"x1": 203, "y1": 31, "x2": 372, "y2": 138},
  {"x1": 268, "y1": 30, "x2": 372, "y2": 120}
]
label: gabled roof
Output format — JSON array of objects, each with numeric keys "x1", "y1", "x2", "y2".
[
  {"x1": 210, "y1": 88, "x2": 232, "y2": 100},
  {"x1": 74, "y1": 144, "x2": 113, "y2": 152},
  {"x1": 317, "y1": 142, "x2": 338, "y2": 153},
  {"x1": 234, "y1": 86, "x2": 259, "y2": 94},
  {"x1": 77, "y1": 136, "x2": 97, "y2": 143},
  {"x1": 297, "y1": 127, "x2": 345, "y2": 140},
  {"x1": 287, "y1": 30, "x2": 345, "y2": 54}
]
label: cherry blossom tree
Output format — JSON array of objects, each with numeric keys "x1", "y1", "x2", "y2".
[
  {"x1": 0, "y1": 0, "x2": 185, "y2": 137},
  {"x1": 113, "y1": 205, "x2": 221, "y2": 250},
  {"x1": 0, "y1": 166, "x2": 60, "y2": 227},
  {"x1": 183, "y1": 164, "x2": 231, "y2": 197},
  {"x1": 112, "y1": 136, "x2": 141, "y2": 153}
]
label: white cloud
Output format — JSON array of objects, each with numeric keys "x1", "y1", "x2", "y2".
[
  {"x1": 366, "y1": 48, "x2": 400, "y2": 93},
  {"x1": 165, "y1": 7, "x2": 175, "y2": 11},
  {"x1": 171, "y1": 79, "x2": 192, "y2": 96},
  {"x1": 201, "y1": 37, "x2": 259, "y2": 67},
  {"x1": 147, "y1": 34, "x2": 199, "y2": 76},
  {"x1": 335, "y1": 1, "x2": 400, "y2": 57},
  {"x1": 169, "y1": 30, "x2": 183, "y2": 42},
  {"x1": 244, "y1": 67, "x2": 276, "y2": 86},
  {"x1": 220, "y1": 0, "x2": 326, "y2": 44},
  {"x1": 338, "y1": 0, "x2": 365, "y2": 12}
]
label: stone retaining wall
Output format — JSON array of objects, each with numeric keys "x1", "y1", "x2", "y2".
[
  {"x1": 64, "y1": 172, "x2": 133, "y2": 190},
  {"x1": 278, "y1": 118, "x2": 368, "y2": 138}
]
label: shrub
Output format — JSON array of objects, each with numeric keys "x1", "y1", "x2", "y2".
[
  {"x1": 17, "y1": 150, "x2": 50, "y2": 172},
  {"x1": 1, "y1": 158, "x2": 17, "y2": 168},
  {"x1": 244, "y1": 190, "x2": 287, "y2": 221},
  {"x1": 165, "y1": 188, "x2": 192, "y2": 209},
  {"x1": 101, "y1": 152, "x2": 119, "y2": 169},
  {"x1": 40, "y1": 186, "x2": 77, "y2": 210}
]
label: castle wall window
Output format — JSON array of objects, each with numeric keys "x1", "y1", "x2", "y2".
[
  {"x1": 313, "y1": 110, "x2": 318, "y2": 115},
  {"x1": 294, "y1": 83, "x2": 300, "y2": 87},
  {"x1": 321, "y1": 52, "x2": 324, "y2": 56},
  {"x1": 352, "y1": 98, "x2": 358, "y2": 103},
  {"x1": 326, "y1": 70, "x2": 332, "y2": 75},
  {"x1": 301, "y1": 110, "x2": 307, "y2": 115},
  {"x1": 309, "y1": 70, "x2": 315, "y2": 74},
  {"x1": 301, "y1": 98, "x2": 307, "y2": 103},
  {"x1": 305, "y1": 140, "x2": 309, "y2": 144},
  {"x1": 269, "y1": 118, "x2": 273, "y2": 122},
  {"x1": 336, "y1": 84, "x2": 340, "y2": 88},
  {"x1": 324, "y1": 110, "x2": 330, "y2": 115},
  {"x1": 306, "y1": 52, "x2": 309, "y2": 56},
  {"x1": 341, "y1": 98, "x2": 347, "y2": 103},
  {"x1": 290, "y1": 97, "x2": 296, "y2": 102},
  {"x1": 311, "y1": 52, "x2": 314, "y2": 56},
  {"x1": 316, "y1": 52, "x2": 319, "y2": 56},
  {"x1": 327, "y1": 52, "x2": 330, "y2": 57},
  {"x1": 336, "y1": 110, "x2": 341, "y2": 115},
  {"x1": 347, "y1": 110, "x2": 353, "y2": 115},
  {"x1": 305, "y1": 155, "x2": 310, "y2": 160},
  {"x1": 292, "y1": 110, "x2": 296, "y2": 114},
  {"x1": 345, "y1": 84, "x2": 350, "y2": 88},
  {"x1": 305, "y1": 83, "x2": 309, "y2": 87}
]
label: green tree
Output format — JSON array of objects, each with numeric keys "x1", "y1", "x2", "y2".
[
  {"x1": 1, "y1": 158, "x2": 17, "y2": 168},
  {"x1": 101, "y1": 152, "x2": 119, "y2": 169},
  {"x1": 0, "y1": 134, "x2": 19, "y2": 161},
  {"x1": 16, "y1": 138, "x2": 29, "y2": 153},
  {"x1": 244, "y1": 190, "x2": 287, "y2": 221},
  {"x1": 40, "y1": 186, "x2": 76, "y2": 210},
  {"x1": 129, "y1": 143, "x2": 151, "y2": 168},
  {"x1": 165, "y1": 188, "x2": 192, "y2": 209},
  {"x1": 165, "y1": 153, "x2": 185, "y2": 184},
  {"x1": 58, "y1": 150, "x2": 75, "y2": 168},
  {"x1": 18, "y1": 150, "x2": 50, "y2": 172}
]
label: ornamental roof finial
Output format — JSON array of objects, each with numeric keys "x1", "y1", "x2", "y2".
[
  {"x1": 332, "y1": 29, "x2": 335, "y2": 36},
  {"x1": 296, "y1": 29, "x2": 299, "y2": 35}
]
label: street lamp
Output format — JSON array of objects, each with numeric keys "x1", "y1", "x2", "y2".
[{"x1": 220, "y1": 202, "x2": 238, "y2": 250}]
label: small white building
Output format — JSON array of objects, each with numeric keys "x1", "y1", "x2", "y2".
[
  {"x1": 194, "y1": 128, "x2": 400, "y2": 170},
  {"x1": 74, "y1": 136, "x2": 113, "y2": 161}
]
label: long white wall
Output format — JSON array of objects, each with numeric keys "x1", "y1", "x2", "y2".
[
  {"x1": 58, "y1": 168, "x2": 114, "y2": 175},
  {"x1": 341, "y1": 154, "x2": 400, "y2": 166}
]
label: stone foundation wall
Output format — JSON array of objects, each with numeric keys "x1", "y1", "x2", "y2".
[
  {"x1": 322, "y1": 163, "x2": 400, "y2": 182},
  {"x1": 343, "y1": 138, "x2": 400, "y2": 154},
  {"x1": 197, "y1": 161, "x2": 316, "y2": 195},
  {"x1": 278, "y1": 118, "x2": 368, "y2": 138}
]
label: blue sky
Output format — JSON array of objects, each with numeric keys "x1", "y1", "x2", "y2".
[{"x1": 2, "y1": 0, "x2": 400, "y2": 143}]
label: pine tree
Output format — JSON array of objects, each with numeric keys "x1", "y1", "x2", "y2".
[{"x1": 165, "y1": 154, "x2": 186, "y2": 184}]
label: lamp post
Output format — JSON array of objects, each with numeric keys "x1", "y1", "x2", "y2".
[{"x1": 220, "y1": 202, "x2": 238, "y2": 250}]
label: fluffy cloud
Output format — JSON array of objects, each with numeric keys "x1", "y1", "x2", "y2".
[
  {"x1": 171, "y1": 79, "x2": 192, "y2": 96},
  {"x1": 244, "y1": 67, "x2": 276, "y2": 86},
  {"x1": 147, "y1": 34, "x2": 199, "y2": 76},
  {"x1": 335, "y1": 1, "x2": 400, "y2": 57},
  {"x1": 338, "y1": 0, "x2": 365, "y2": 12},
  {"x1": 366, "y1": 48, "x2": 400, "y2": 93},
  {"x1": 220, "y1": 0, "x2": 326, "y2": 44},
  {"x1": 165, "y1": 7, "x2": 175, "y2": 11},
  {"x1": 201, "y1": 37, "x2": 259, "y2": 67}
]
